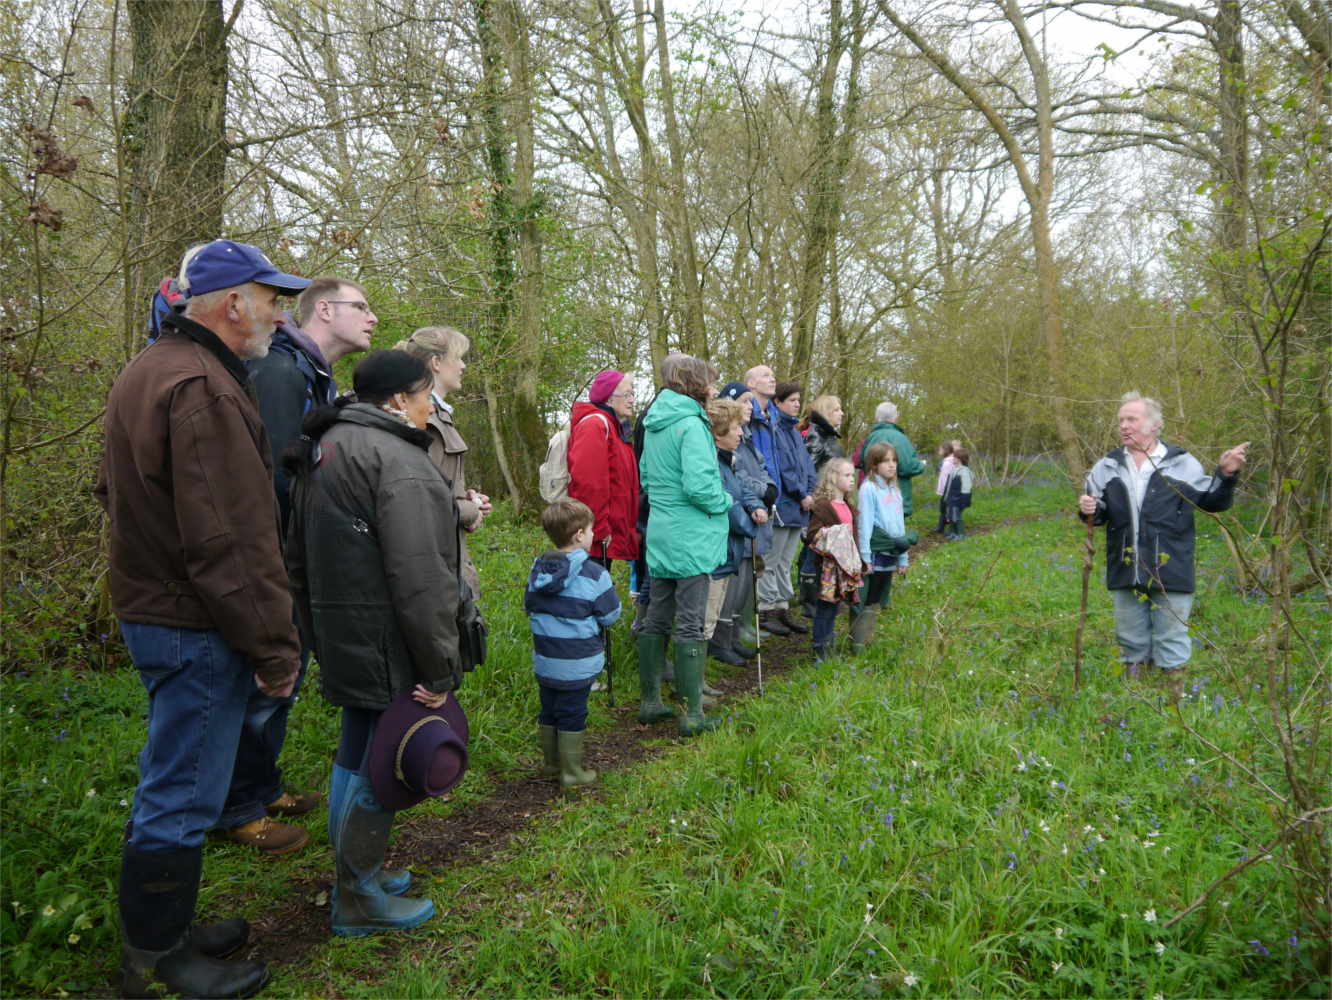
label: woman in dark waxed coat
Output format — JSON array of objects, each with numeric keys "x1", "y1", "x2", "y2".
[
  {"x1": 799, "y1": 395, "x2": 845, "y2": 471},
  {"x1": 286, "y1": 350, "x2": 461, "y2": 939}
]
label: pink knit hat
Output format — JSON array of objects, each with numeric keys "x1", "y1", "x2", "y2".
[{"x1": 588, "y1": 369, "x2": 626, "y2": 404}]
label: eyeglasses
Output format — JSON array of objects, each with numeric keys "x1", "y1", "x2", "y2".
[
  {"x1": 611, "y1": 390, "x2": 635, "y2": 400},
  {"x1": 327, "y1": 299, "x2": 372, "y2": 314}
]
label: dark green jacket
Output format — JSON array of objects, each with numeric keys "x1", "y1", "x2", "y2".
[
  {"x1": 860, "y1": 421, "x2": 926, "y2": 517},
  {"x1": 287, "y1": 403, "x2": 462, "y2": 709}
]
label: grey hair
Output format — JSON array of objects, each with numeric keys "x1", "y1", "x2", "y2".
[
  {"x1": 175, "y1": 243, "x2": 211, "y2": 293},
  {"x1": 1120, "y1": 391, "x2": 1164, "y2": 432},
  {"x1": 875, "y1": 401, "x2": 899, "y2": 423}
]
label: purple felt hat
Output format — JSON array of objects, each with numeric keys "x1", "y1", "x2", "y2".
[
  {"x1": 368, "y1": 692, "x2": 470, "y2": 811},
  {"x1": 588, "y1": 369, "x2": 626, "y2": 404}
]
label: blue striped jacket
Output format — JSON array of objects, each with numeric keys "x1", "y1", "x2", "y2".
[{"x1": 524, "y1": 547, "x2": 622, "y2": 686}]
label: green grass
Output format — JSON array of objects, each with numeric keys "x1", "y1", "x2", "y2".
[{"x1": 2, "y1": 479, "x2": 1327, "y2": 997}]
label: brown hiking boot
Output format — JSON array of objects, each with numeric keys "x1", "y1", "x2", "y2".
[
  {"x1": 265, "y1": 790, "x2": 322, "y2": 818},
  {"x1": 220, "y1": 816, "x2": 309, "y2": 857}
]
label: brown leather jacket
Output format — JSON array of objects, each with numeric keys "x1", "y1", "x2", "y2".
[{"x1": 95, "y1": 314, "x2": 300, "y2": 687}]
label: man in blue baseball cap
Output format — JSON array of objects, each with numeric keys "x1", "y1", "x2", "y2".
[{"x1": 97, "y1": 239, "x2": 310, "y2": 997}]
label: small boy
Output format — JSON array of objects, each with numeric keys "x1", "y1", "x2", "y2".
[
  {"x1": 524, "y1": 498, "x2": 622, "y2": 786},
  {"x1": 943, "y1": 447, "x2": 973, "y2": 540}
]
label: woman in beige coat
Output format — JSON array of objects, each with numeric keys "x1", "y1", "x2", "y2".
[{"x1": 394, "y1": 327, "x2": 491, "y2": 599}]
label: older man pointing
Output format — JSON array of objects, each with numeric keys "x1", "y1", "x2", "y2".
[{"x1": 1078, "y1": 392, "x2": 1248, "y2": 683}]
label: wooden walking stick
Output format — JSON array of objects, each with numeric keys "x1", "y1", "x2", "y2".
[
  {"x1": 1073, "y1": 477, "x2": 1096, "y2": 692},
  {"x1": 751, "y1": 536, "x2": 764, "y2": 696}
]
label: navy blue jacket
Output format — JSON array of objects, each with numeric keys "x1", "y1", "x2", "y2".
[
  {"x1": 1083, "y1": 443, "x2": 1237, "y2": 593},
  {"x1": 748, "y1": 398, "x2": 781, "y2": 487},
  {"x1": 247, "y1": 317, "x2": 336, "y2": 531},
  {"x1": 774, "y1": 410, "x2": 818, "y2": 527},
  {"x1": 713, "y1": 449, "x2": 760, "y2": 578},
  {"x1": 734, "y1": 427, "x2": 776, "y2": 556}
]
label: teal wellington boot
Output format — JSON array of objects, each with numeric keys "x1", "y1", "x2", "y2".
[
  {"x1": 676, "y1": 640, "x2": 722, "y2": 736},
  {"x1": 636, "y1": 633, "x2": 676, "y2": 723},
  {"x1": 329, "y1": 765, "x2": 411, "y2": 896},
  {"x1": 330, "y1": 774, "x2": 434, "y2": 938}
]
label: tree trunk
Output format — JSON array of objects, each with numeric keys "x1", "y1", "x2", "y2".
[
  {"x1": 594, "y1": 0, "x2": 669, "y2": 373},
  {"x1": 1215, "y1": 0, "x2": 1249, "y2": 253},
  {"x1": 653, "y1": 0, "x2": 707, "y2": 357},
  {"x1": 791, "y1": 0, "x2": 866, "y2": 381},
  {"x1": 474, "y1": 0, "x2": 524, "y2": 511},
  {"x1": 498, "y1": 0, "x2": 546, "y2": 508},
  {"x1": 878, "y1": 0, "x2": 1083, "y2": 480},
  {"x1": 123, "y1": 0, "x2": 229, "y2": 355}
]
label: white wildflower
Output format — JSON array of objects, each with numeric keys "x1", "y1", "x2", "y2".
[
  {"x1": 85, "y1": 788, "x2": 96, "y2": 797},
  {"x1": 1055, "y1": 927, "x2": 1064, "y2": 939},
  {"x1": 1144, "y1": 908, "x2": 1157, "y2": 923},
  {"x1": 1154, "y1": 941, "x2": 1165, "y2": 956},
  {"x1": 1052, "y1": 961, "x2": 1063, "y2": 973},
  {"x1": 902, "y1": 972, "x2": 919, "y2": 987}
]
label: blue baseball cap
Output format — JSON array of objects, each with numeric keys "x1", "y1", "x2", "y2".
[{"x1": 184, "y1": 240, "x2": 311, "y2": 296}]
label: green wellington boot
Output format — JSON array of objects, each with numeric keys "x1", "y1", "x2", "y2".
[
  {"x1": 636, "y1": 633, "x2": 676, "y2": 723},
  {"x1": 557, "y1": 730, "x2": 597, "y2": 787},
  {"x1": 538, "y1": 725, "x2": 560, "y2": 778},
  {"x1": 676, "y1": 640, "x2": 722, "y2": 736},
  {"x1": 849, "y1": 604, "x2": 878, "y2": 653}
]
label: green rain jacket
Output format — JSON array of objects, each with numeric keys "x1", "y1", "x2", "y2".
[
  {"x1": 639, "y1": 389, "x2": 732, "y2": 578},
  {"x1": 860, "y1": 421, "x2": 927, "y2": 517}
]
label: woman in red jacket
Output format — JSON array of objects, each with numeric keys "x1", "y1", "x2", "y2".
[{"x1": 567, "y1": 369, "x2": 641, "y2": 567}]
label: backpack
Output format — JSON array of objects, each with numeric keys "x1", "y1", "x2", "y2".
[
  {"x1": 538, "y1": 411, "x2": 610, "y2": 503},
  {"x1": 148, "y1": 277, "x2": 187, "y2": 342}
]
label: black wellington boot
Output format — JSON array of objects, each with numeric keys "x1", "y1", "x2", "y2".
[{"x1": 119, "y1": 844, "x2": 268, "y2": 999}]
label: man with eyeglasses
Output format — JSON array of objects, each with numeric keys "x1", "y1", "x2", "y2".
[{"x1": 212, "y1": 277, "x2": 379, "y2": 857}]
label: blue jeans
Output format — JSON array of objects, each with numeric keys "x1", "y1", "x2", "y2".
[
  {"x1": 1110, "y1": 588, "x2": 1195, "y2": 670},
  {"x1": 537, "y1": 681, "x2": 593, "y2": 732},
  {"x1": 812, "y1": 600, "x2": 840, "y2": 652},
  {"x1": 216, "y1": 650, "x2": 309, "y2": 829},
  {"x1": 119, "y1": 622, "x2": 253, "y2": 851}
]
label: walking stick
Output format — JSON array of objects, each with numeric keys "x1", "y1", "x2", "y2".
[
  {"x1": 752, "y1": 536, "x2": 764, "y2": 696},
  {"x1": 604, "y1": 626, "x2": 615, "y2": 707},
  {"x1": 603, "y1": 543, "x2": 614, "y2": 707},
  {"x1": 1073, "y1": 478, "x2": 1095, "y2": 692}
]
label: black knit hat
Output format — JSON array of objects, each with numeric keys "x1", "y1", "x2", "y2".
[
  {"x1": 353, "y1": 350, "x2": 431, "y2": 403},
  {"x1": 719, "y1": 381, "x2": 749, "y2": 400}
]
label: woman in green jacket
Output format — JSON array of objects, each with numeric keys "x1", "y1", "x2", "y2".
[{"x1": 636, "y1": 355, "x2": 732, "y2": 735}]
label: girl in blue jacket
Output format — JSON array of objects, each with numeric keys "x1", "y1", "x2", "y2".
[{"x1": 854, "y1": 441, "x2": 911, "y2": 651}]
